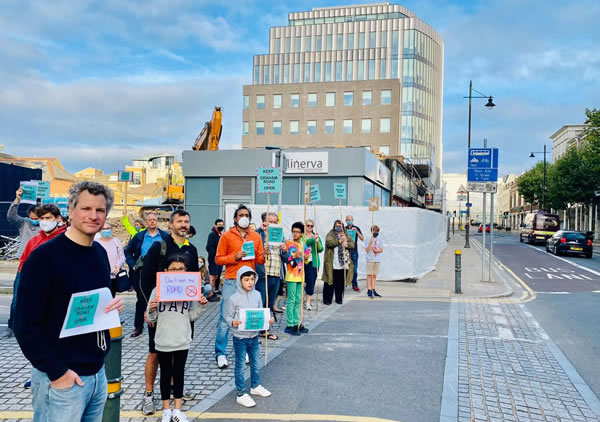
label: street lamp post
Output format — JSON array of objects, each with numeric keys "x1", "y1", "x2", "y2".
[
  {"x1": 265, "y1": 145, "x2": 283, "y2": 219},
  {"x1": 529, "y1": 144, "x2": 549, "y2": 211},
  {"x1": 464, "y1": 80, "x2": 495, "y2": 248}
]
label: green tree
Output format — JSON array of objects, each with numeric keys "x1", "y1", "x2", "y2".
[{"x1": 517, "y1": 162, "x2": 548, "y2": 208}]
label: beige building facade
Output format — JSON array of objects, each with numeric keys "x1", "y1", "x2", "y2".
[
  {"x1": 242, "y1": 3, "x2": 444, "y2": 189},
  {"x1": 550, "y1": 124, "x2": 587, "y2": 163}
]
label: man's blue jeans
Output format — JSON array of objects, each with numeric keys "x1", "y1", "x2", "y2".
[
  {"x1": 215, "y1": 278, "x2": 237, "y2": 359},
  {"x1": 8, "y1": 272, "x2": 20, "y2": 329},
  {"x1": 31, "y1": 366, "x2": 107, "y2": 422},
  {"x1": 232, "y1": 336, "x2": 260, "y2": 395},
  {"x1": 255, "y1": 275, "x2": 281, "y2": 309},
  {"x1": 351, "y1": 251, "x2": 359, "y2": 288}
]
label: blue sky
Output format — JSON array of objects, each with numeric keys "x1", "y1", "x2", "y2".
[{"x1": 0, "y1": 0, "x2": 599, "y2": 177}]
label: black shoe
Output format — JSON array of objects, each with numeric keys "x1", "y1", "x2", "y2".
[
  {"x1": 284, "y1": 326, "x2": 300, "y2": 336},
  {"x1": 207, "y1": 294, "x2": 220, "y2": 302},
  {"x1": 130, "y1": 328, "x2": 143, "y2": 338},
  {"x1": 296, "y1": 325, "x2": 309, "y2": 334},
  {"x1": 372, "y1": 290, "x2": 382, "y2": 298}
]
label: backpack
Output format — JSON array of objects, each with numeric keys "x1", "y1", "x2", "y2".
[{"x1": 132, "y1": 239, "x2": 167, "y2": 272}]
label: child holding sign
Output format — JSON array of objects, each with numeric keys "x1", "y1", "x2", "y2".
[
  {"x1": 147, "y1": 256, "x2": 208, "y2": 422},
  {"x1": 224, "y1": 266, "x2": 274, "y2": 408}
]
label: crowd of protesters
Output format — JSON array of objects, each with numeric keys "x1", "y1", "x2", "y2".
[{"x1": 5, "y1": 182, "x2": 383, "y2": 422}]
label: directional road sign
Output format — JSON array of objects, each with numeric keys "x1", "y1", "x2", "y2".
[{"x1": 468, "y1": 148, "x2": 499, "y2": 183}]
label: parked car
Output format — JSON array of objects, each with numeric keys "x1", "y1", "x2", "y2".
[
  {"x1": 519, "y1": 211, "x2": 560, "y2": 244},
  {"x1": 545, "y1": 230, "x2": 593, "y2": 258},
  {"x1": 478, "y1": 224, "x2": 491, "y2": 233}
]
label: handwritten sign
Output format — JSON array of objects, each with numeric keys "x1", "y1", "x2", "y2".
[
  {"x1": 36, "y1": 181, "x2": 50, "y2": 200},
  {"x1": 242, "y1": 241, "x2": 256, "y2": 261},
  {"x1": 267, "y1": 224, "x2": 283, "y2": 244},
  {"x1": 257, "y1": 167, "x2": 281, "y2": 193},
  {"x1": 347, "y1": 229, "x2": 357, "y2": 243},
  {"x1": 310, "y1": 184, "x2": 321, "y2": 203},
  {"x1": 334, "y1": 183, "x2": 347, "y2": 200},
  {"x1": 239, "y1": 308, "x2": 270, "y2": 331},
  {"x1": 59, "y1": 287, "x2": 120, "y2": 338},
  {"x1": 20, "y1": 182, "x2": 38, "y2": 205},
  {"x1": 156, "y1": 272, "x2": 201, "y2": 302},
  {"x1": 368, "y1": 197, "x2": 380, "y2": 212}
]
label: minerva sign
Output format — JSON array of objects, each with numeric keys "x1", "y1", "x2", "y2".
[{"x1": 283, "y1": 152, "x2": 328, "y2": 174}]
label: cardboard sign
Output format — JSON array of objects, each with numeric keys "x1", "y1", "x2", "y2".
[
  {"x1": 310, "y1": 184, "x2": 321, "y2": 202},
  {"x1": 55, "y1": 197, "x2": 69, "y2": 217},
  {"x1": 156, "y1": 272, "x2": 201, "y2": 302},
  {"x1": 334, "y1": 183, "x2": 347, "y2": 200},
  {"x1": 347, "y1": 229, "x2": 357, "y2": 243},
  {"x1": 242, "y1": 241, "x2": 256, "y2": 261},
  {"x1": 36, "y1": 181, "x2": 50, "y2": 200},
  {"x1": 267, "y1": 224, "x2": 283, "y2": 244},
  {"x1": 20, "y1": 182, "x2": 38, "y2": 205},
  {"x1": 238, "y1": 308, "x2": 270, "y2": 331},
  {"x1": 256, "y1": 167, "x2": 281, "y2": 193},
  {"x1": 304, "y1": 180, "x2": 311, "y2": 202},
  {"x1": 59, "y1": 287, "x2": 120, "y2": 338},
  {"x1": 368, "y1": 197, "x2": 379, "y2": 212}
]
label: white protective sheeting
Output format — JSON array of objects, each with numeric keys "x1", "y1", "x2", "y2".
[{"x1": 225, "y1": 204, "x2": 447, "y2": 281}]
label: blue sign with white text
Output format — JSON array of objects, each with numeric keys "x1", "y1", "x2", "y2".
[
  {"x1": 468, "y1": 148, "x2": 499, "y2": 182},
  {"x1": 468, "y1": 168, "x2": 498, "y2": 182}
]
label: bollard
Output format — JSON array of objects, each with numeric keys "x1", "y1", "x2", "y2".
[
  {"x1": 102, "y1": 325, "x2": 124, "y2": 422},
  {"x1": 455, "y1": 250, "x2": 462, "y2": 294}
]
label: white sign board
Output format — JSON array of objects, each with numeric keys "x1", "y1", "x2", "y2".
[
  {"x1": 468, "y1": 182, "x2": 498, "y2": 193},
  {"x1": 59, "y1": 287, "x2": 120, "y2": 338},
  {"x1": 156, "y1": 272, "x2": 202, "y2": 302},
  {"x1": 457, "y1": 194, "x2": 467, "y2": 201},
  {"x1": 284, "y1": 151, "x2": 328, "y2": 174},
  {"x1": 238, "y1": 308, "x2": 271, "y2": 331}
]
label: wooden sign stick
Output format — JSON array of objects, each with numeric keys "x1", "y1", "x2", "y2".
[
  {"x1": 265, "y1": 193, "x2": 270, "y2": 366},
  {"x1": 298, "y1": 189, "x2": 308, "y2": 331},
  {"x1": 314, "y1": 203, "x2": 319, "y2": 312}
]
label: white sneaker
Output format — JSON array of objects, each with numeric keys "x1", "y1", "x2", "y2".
[
  {"x1": 306, "y1": 304, "x2": 313, "y2": 310},
  {"x1": 161, "y1": 409, "x2": 172, "y2": 422},
  {"x1": 245, "y1": 353, "x2": 249, "y2": 364},
  {"x1": 236, "y1": 393, "x2": 256, "y2": 407},
  {"x1": 250, "y1": 385, "x2": 272, "y2": 397},
  {"x1": 172, "y1": 409, "x2": 189, "y2": 422},
  {"x1": 217, "y1": 355, "x2": 228, "y2": 369}
]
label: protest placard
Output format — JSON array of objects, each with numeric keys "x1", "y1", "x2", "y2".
[
  {"x1": 36, "y1": 181, "x2": 50, "y2": 200},
  {"x1": 20, "y1": 181, "x2": 38, "y2": 205},
  {"x1": 347, "y1": 229, "x2": 357, "y2": 243},
  {"x1": 334, "y1": 183, "x2": 347, "y2": 200},
  {"x1": 267, "y1": 224, "x2": 283, "y2": 243},
  {"x1": 310, "y1": 184, "x2": 321, "y2": 203},
  {"x1": 368, "y1": 197, "x2": 380, "y2": 212},
  {"x1": 42, "y1": 197, "x2": 55, "y2": 205},
  {"x1": 55, "y1": 197, "x2": 69, "y2": 217},
  {"x1": 59, "y1": 287, "x2": 120, "y2": 338},
  {"x1": 242, "y1": 241, "x2": 255, "y2": 261},
  {"x1": 238, "y1": 308, "x2": 270, "y2": 331},
  {"x1": 256, "y1": 167, "x2": 281, "y2": 194},
  {"x1": 156, "y1": 272, "x2": 201, "y2": 302}
]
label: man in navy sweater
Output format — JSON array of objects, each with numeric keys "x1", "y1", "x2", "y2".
[{"x1": 14, "y1": 181, "x2": 124, "y2": 422}]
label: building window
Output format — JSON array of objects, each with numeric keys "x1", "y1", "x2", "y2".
[
  {"x1": 381, "y1": 31, "x2": 387, "y2": 48},
  {"x1": 380, "y1": 118, "x2": 391, "y2": 133},
  {"x1": 308, "y1": 93, "x2": 317, "y2": 107},
  {"x1": 264, "y1": 65, "x2": 270, "y2": 84},
  {"x1": 304, "y1": 63, "x2": 310, "y2": 82},
  {"x1": 368, "y1": 59, "x2": 375, "y2": 80},
  {"x1": 314, "y1": 62, "x2": 321, "y2": 82},
  {"x1": 242, "y1": 121, "x2": 249, "y2": 135},
  {"x1": 283, "y1": 64, "x2": 289, "y2": 83},
  {"x1": 290, "y1": 121, "x2": 299, "y2": 135},
  {"x1": 273, "y1": 94, "x2": 282, "y2": 109},
  {"x1": 343, "y1": 119, "x2": 353, "y2": 134},
  {"x1": 273, "y1": 121, "x2": 282, "y2": 135},
  {"x1": 362, "y1": 91, "x2": 372, "y2": 105},
  {"x1": 325, "y1": 120, "x2": 335, "y2": 135},
  {"x1": 254, "y1": 66, "x2": 260, "y2": 84},
  {"x1": 274, "y1": 38, "x2": 280, "y2": 53},
  {"x1": 285, "y1": 37, "x2": 291, "y2": 53},
  {"x1": 381, "y1": 90, "x2": 392, "y2": 105},
  {"x1": 361, "y1": 118, "x2": 372, "y2": 134},
  {"x1": 358, "y1": 59, "x2": 364, "y2": 80},
  {"x1": 290, "y1": 94, "x2": 300, "y2": 108},
  {"x1": 243, "y1": 95, "x2": 249, "y2": 110},
  {"x1": 392, "y1": 30, "x2": 399, "y2": 52},
  {"x1": 274, "y1": 66, "x2": 280, "y2": 83},
  {"x1": 347, "y1": 32, "x2": 354, "y2": 49},
  {"x1": 359, "y1": 32, "x2": 365, "y2": 49},
  {"x1": 306, "y1": 35, "x2": 312, "y2": 52},
  {"x1": 294, "y1": 63, "x2": 300, "y2": 83},
  {"x1": 325, "y1": 62, "x2": 332, "y2": 81},
  {"x1": 315, "y1": 35, "x2": 322, "y2": 51},
  {"x1": 256, "y1": 121, "x2": 265, "y2": 135},
  {"x1": 307, "y1": 120, "x2": 317, "y2": 135},
  {"x1": 295, "y1": 36, "x2": 301, "y2": 52},
  {"x1": 326, "y1": 92, "x2": 336, "y2": 107},
  {"x1": 380, "y1": 59, "x2": 387, "y2": 79},
  {"x1": 326, "y1": 34, "x2": 333, "y2": 51},
  {"x1": 392, "y1": 58, "x2": 398, "y2": 79},
  {"x1": 369, "y1": 32, "x2": 376, "y2": 48},
  {"x1": 337, "y1": 34, "x2": 343, "y2": 50},
  {"x1": 257, "y1": 95, "x2": 265, "y2": 109},
  {"x1": 344, "y1": 91, "x2": 353, "y2": 106},
  {"x1": 335, "y1": 61, "x2": 343, "y2": 81},
  {"x1": 346, "y1": 60, "x2": 353, "y2": 80}
]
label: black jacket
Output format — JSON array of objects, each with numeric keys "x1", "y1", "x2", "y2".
[
  {"x1": 205, "y1": 228, "x2": 221, "y2": 265},
  {"x1": 140, "y1": 235, "x2": 200, "y2": 305},
  {"x1": 124, "y1": 228, "x2": 169, "y2": 272}
]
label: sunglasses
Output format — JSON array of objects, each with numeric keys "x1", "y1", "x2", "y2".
[{"x1": 306, "y1": 224, "x2": 314, "y2": 227}]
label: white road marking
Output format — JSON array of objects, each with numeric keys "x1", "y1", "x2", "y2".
[{"x1": 525, "y1": 245, "x2": 600, "y2": 277}]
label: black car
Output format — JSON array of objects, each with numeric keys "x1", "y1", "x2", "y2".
[{"x1": 545, "y1": 230, "x2": 593, "y2": 258}]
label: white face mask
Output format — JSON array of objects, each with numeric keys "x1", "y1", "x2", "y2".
[
  {"x1": 198, "y1": 261, "x2": 204, "y2": 269},
  {"x1": 238, "y1": 216, "x2": 250, "y2": 229},
  {"x1": 40, "y1": 220, "x2": 58, "y2": 233}
]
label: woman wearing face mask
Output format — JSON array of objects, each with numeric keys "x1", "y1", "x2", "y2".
[
  {"x1": 95, "y1": 222, "x2": 126, "y2": 296},
  {"x1": 365, "y1": 225, "x2": 384, "y2": 298},
  {"x1": 321, "y1": 220, "x2": 355, "y2": 305}
]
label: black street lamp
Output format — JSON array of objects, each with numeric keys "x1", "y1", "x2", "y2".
[
  {"x1": 530, "y1": 144, "x2": 549, "y2": 211},
  {"x1": 464, "y1": 80, "x2": 495, "y2": 248}
]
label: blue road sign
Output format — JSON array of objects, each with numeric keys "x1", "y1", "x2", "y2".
[
  {"x1": 459, "y1": 210, "x2": 467, "y2": 214},
  {"x1": 466, "y1": 203, "x2": 472, "y2": 207},
  {"x1": 468, "y1": 168, "x2": 498, "y2": 182},
  {"x1": 468, "y1": 148, "x2": 499, "y2": 182}
]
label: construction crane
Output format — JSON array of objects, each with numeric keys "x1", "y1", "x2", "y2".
[{"x1": 192, "y1": 106, "x2": 223, "y2": 151}]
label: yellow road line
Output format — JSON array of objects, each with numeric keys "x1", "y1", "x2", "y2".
[
  {"x1": 0, "y1": 411, "x2": 403, "y2": 422},
  {"x1": 496, "y1": 262, "x2": 537, "y2": 303}
]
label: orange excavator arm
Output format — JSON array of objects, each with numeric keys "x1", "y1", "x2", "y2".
[{"x1": 192, "y1": 106, "x2": 223, "y2": 151}]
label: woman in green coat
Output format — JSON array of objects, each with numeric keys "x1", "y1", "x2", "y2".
[
  {"x1": 322, "y1": 220, "x2": 354, "y2": 305},
  {"x1": 303, "y1": 219, "x2": 324, "y2": 310}
]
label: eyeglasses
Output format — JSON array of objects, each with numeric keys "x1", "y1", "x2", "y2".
[
  {"x1": 292, "y1": 230, "x2": 302, "y2": 234},
  {"x1": 306, "y1": 224, "x2": 314, "y2": 227}
]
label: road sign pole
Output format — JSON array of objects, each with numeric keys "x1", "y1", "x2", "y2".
[
  {"x1": 489, "y1": 193, "x2": 495, "y2": 282},
  {"x1": 481, "y1": 192, "x2": 486, "y2": 282}
]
